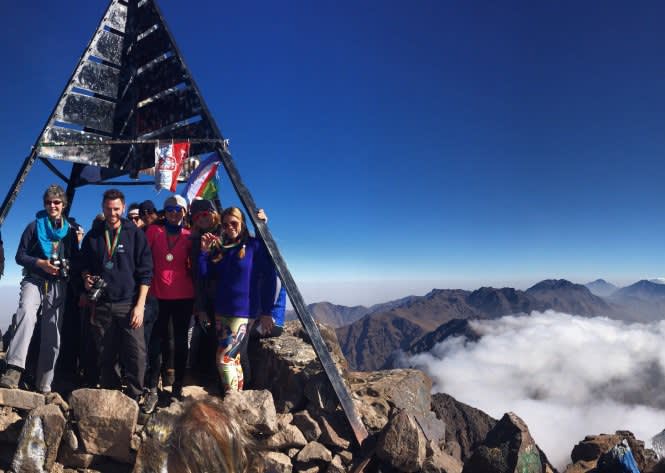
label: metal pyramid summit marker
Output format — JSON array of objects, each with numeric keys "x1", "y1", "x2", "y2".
[{"x1": 0, "y1": 0, "x2": 368, "y2": 446}]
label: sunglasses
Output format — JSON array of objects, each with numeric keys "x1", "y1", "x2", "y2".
[
  {"x1": 222, "y1": 220, "x2": 240, "y2": 229},
  {"x1": 193, "y1": 211, "x2": 211, "y2": 220},
  {"x1": 45, "y1": 200, "x2": 63, "y2": 206},
  {"x1": 165, "y1": 205, "x2": 184, "y2": 213},
  {"x1": 140, "y1": 209, "x2": 156, "y2": 215},
  {"x1": 130, "y1": 216, "x2": 141, "y2": 221}
]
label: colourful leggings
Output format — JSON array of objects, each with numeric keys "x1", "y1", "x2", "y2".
[{"x1": 215, "y1": 315, "x2": 252, "y2": 392}]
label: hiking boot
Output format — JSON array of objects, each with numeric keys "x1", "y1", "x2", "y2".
[
  {"x1": 142, "y1": 389, "x2": 159, "y2": 414},
  {"x1": 0, "y1": 368, "x2": 21, "y2": 389}
]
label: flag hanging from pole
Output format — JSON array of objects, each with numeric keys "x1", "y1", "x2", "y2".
[
  {"x1": 182, "y1": 152, "x2": 222, "y2": 205},
  {"x1": 155, "y1": 141, "x2": 190, "y2": 192}
]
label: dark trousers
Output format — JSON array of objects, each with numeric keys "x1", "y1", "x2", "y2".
[
  {"x1": 143, "y1": 295, "x2": 159, "y2": 389},
  {"x1": 146, "y1": 299, "x2": 193, "y2": 390},
  {"x1": 90, "y1": 301, "x2": 146, "y2": 399}
]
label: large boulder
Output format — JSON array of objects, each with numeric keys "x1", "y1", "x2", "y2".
[
  {"x1": 248, "y1": 321, "x2": 348, "y2": 413},
  {"x1": 0, "y1": 388, "x2": 45, "y2": 411},
  {"x1": 11, "y1": 404, "x2": 66, "y2": 473},
  {"x1": 565, "y1": 431, "x2": 659, "y2": 473},
  {"x1": 376, "y1": 409, "x2": 428, "y2": 472},
  {"x1": 349, "y1": 369, "x2": 432, "y2": 432},
  {"x1": 431, "y1": 392, "x2": 497, "y2": 462},
  {"x1": 222, "y1": 390, "x2": 279, "y2": 435},
  {"x1": 69, "y1": 388, "x2": 138, "y2": 464},
  {"x1": 462, "y1": 412, "x2": 555, "y2": 473}
]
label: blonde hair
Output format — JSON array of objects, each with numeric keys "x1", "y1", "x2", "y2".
[
  {"x1": 167, "y1": 398, "x2": 264, "y2": 473},
  {"x1": 221, "y1": 207, "x2": 249, "y2": 259}
]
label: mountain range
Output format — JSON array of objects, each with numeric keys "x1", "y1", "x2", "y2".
[{"x1": 309, "y1": 278, "x2": 665, "y2": 371}]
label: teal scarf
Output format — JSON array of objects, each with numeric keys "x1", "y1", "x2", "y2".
[{"x1": 36, "y1": 211, "x2": 69, "y2": 258}]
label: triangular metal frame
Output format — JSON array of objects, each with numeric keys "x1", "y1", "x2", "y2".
[{"x1": 0, "y1": 0, "x2": 368, "y2": 445}]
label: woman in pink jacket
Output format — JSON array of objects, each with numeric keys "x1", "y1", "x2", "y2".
[{"x1": 143, "y1": 195, "x2": 194, "y2": 412}]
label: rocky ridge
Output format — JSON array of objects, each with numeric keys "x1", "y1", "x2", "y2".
[{"x1": 0, "y1": 321, "x2": 660, "y2": 472}]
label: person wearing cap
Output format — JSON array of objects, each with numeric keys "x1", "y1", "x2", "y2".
[
  {"x1": 0, "y1": 185, "x2": 80, "y2": 393},
  {"x1": 127, "y1": 203, "x2": 143, "y2": 228},
  {"x1": 80, "y1": 189, "x2": 153, "y2": 401},
  {"x1": 139, "y1": 200, "x2": 159, "y2": 227},
  {"x1": 143, "y1": 194, "x2": 194, "y2": 411}
]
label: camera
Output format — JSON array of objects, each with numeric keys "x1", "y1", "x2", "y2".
[
  {"x1": 50, "y1": 257, "x2": 70, "y2": 279},
  {"x1": 88, "y1": 276, "x2": 107, "y2": 302}
]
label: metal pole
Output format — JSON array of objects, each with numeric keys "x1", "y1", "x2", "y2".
[
  {"x1": 0, "y1": 152, "x2": 39, "y2": 226},
  {"x1": 216, "y1": 144, "x2": 369, "y2": 445}
]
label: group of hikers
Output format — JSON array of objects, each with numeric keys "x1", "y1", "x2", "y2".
[{"x1": 0, "y1": 184, "x2": 285, "y2": 415}]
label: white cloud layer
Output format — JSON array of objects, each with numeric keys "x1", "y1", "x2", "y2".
[{"x1": 408, "y1": 311, "x2": 665, "y2": 469}]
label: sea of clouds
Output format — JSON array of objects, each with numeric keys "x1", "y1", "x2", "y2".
[{"x1": 408, "y1": 311, "x2": 665, "y2": 469}]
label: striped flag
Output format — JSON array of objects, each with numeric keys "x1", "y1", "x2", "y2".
[{"x1": 182, "y1": 152, "x2": 222, "y2": 205}]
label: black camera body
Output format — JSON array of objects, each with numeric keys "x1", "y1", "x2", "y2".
[
  {"x1": 50, "y1": 257, "x2": 70, "y2": 279},
  {"x1": 88, "y1": 276, "x2": 108, "y2": 302}
]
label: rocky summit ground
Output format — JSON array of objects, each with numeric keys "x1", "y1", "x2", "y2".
[{"x1": 0, "y1": 320, "x2": 660, "y2": 472}]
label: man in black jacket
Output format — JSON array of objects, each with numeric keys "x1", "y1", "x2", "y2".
[
  {"x1": 80, "y1": 189, "x2": 153, "y2": 401},
  {"x1": 0, "y1": 185, "x2": 79, "y2": 393}
]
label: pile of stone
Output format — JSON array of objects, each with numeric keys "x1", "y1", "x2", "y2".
[{"x1": 0, "y1": 320, "x2": 661, "y2": 473}]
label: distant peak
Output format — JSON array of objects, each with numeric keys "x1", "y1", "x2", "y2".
[
  {"x1": 648, "y1": 278, "x2": 665, "y2": 285},
  {"x1": 527, "y1": 279, "x2": 577, "y2": 291}
]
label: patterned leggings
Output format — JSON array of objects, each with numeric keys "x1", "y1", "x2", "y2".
[{"x1": 215, "y1": 315, "x2": 252, "y2": 392}]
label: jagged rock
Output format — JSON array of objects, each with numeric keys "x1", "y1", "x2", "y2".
[
  {"x1": 44, "y1": 392, "x2": 69, "y2": 414},
  {"x1": 283, "y1": 321, "x2": 349, "y2": 372},
  {"x1": 415, "y1": 410, "x2": 447, "y2": 446},
  {"x1": 0, "y1": 388, "x2": 45, "y2": 411},
  {"x1": 462, "y1": 412, "x2": 554, "y2": 473},
  {"x1": 337, "y1": 450, "x2": 353, "y2": 465},
  {"x1": 63, "y1": 429, "x2": 78, "y2": 451},
  {"x1": 423, "y1": 441, "x2": 463, "y2": 473},
  {"x1": 265, "y1": 451, "x2": 293, "y2": 473},
  {"x1": 300, "y1": 466, "x2": 321, "y2": 473},
  {"x1": 296, "y1": 441, "x2": 333, "y2": 463},
  {"x1": 293, "y1": 411, "x2": 322, "y2": 442},
  {"x1": 278, "y1": 413, "x2": 294, "y2": 430},
  {"x1": 222, "y1": 390, "x2": 278, "y2": 435},
  {"x1": 12, "y1": 404, "x2": 66, "y2": 473},
  {"x1": 57, "y1": 439, "x2": 96, "y2": 470},
  {"x1": 265, "y1": 424, "x2": 308, "y2": 450},
  {"x1": 327, "y1": 455, "x2": 347, "y2": 473},
  {"x1": 249, "y1": 321, "x2": 349, "y2": 413},
  {"x1": 431, "y1": 392, "x2": 497, "y2": 463},
  {"x1": 566, "y1": 431, "x2": 659, "y2": 473},
  {"x1": 349, "y1": 369, "x2": 432, "y2": 432},
  {"x1": 132, "y1": 403, "x2": 182, "y2": 473},
  {"x1": 318, "y1": 414, "x2": 351, "y2": 450},
  {"x1": 288, "y1": 448, "x2": 300, "y2": 458},
  {"x1": 376, "y1": 409, "x2": 428, "y2": 472},
  {"x1": 0, "y1": 406, "x2": 23, "y2": 444},
  {"x1": 69, "y1": 389, "x2": 138, "y2": 464}
]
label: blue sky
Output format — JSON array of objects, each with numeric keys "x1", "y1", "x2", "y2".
[{"x1": 0, "y1": 1, "x2": 664, "y2": 308}]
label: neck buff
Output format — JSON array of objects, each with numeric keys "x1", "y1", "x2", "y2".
[{"x1": 35, "y1": 210, "x2": 69, "y2": 259}]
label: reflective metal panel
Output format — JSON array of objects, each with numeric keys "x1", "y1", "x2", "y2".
[
  {"x1": 106, "y1": 1, "x2": 127, "y2": 32},
  {"x1": 91, "y1": 30, "x2": 124, "y2": 65},
  {"x1": 74, "y1": 61, "x2": 121, "y2": 99},
  {"x1": 56, "y1": 93, "x2": 116, "y2": 133}
]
